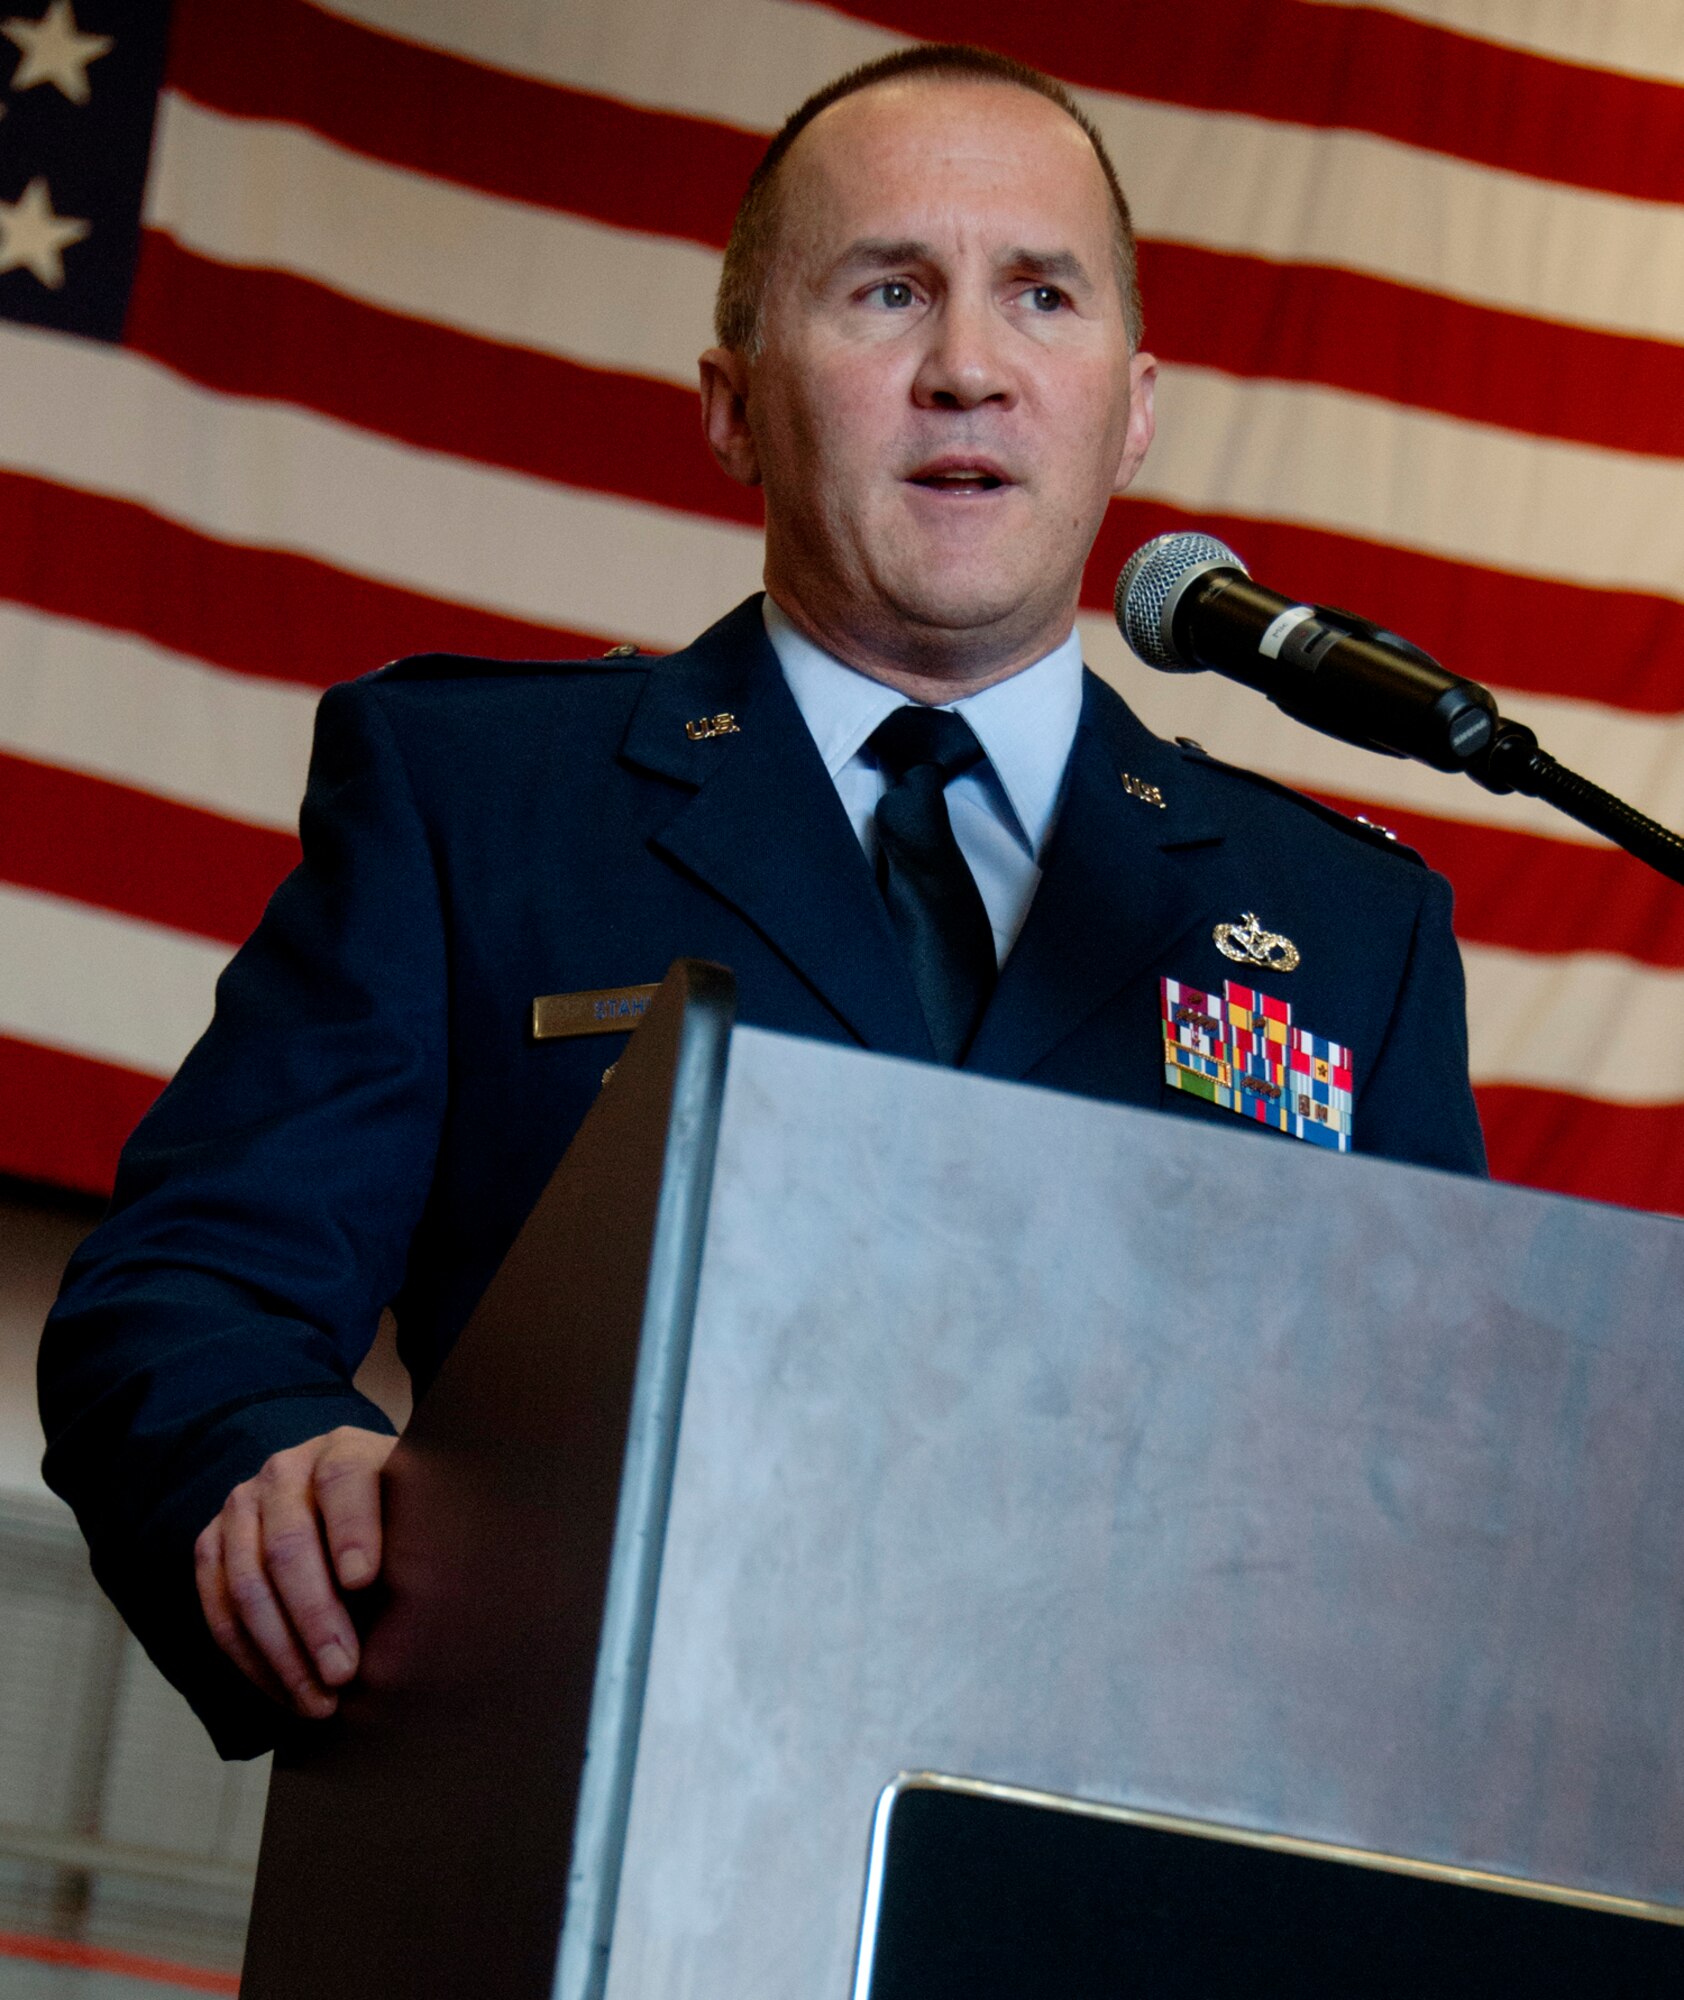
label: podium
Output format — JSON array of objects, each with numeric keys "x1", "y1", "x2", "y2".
[{"x1": 242, "y1": 963, "x2": 1684, "y2": 1996}]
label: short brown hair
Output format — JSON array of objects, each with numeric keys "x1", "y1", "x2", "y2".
[{"x1": 713, "y1": 43, "x2": 1144, "y2": 356}]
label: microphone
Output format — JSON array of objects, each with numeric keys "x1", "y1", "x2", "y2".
[{"x1": 1114, "y1": 531, "x2": 1498, "y2": 771}]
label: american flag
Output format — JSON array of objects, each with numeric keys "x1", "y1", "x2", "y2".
[{"x1": 1, "y1": 0, "x2": 1680, "y2": 1213}]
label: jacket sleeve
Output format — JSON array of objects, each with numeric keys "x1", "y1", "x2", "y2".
[
  {"x1": 38, "y1": 677, "x2": 449, "y2": 1756},
  {"x1": 1358, "y1": 866, "x2": 1488, "y2": 1177}
]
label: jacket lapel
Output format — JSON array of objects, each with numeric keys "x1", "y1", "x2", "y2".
[
  {"x1": 965, "y1": 672, "x2": 1226, "y2": 1082},
  {"x1": 619, "y1": 599, "x2": 934, "y2": 1059}
]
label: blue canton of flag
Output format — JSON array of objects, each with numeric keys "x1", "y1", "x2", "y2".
[{"x1": 0, "y1": 1, "x2": 171, "y2": 340}]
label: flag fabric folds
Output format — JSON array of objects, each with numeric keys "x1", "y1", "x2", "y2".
[{"x1": 1, "y1": 0, "x2": 1680, "y2": 1212}]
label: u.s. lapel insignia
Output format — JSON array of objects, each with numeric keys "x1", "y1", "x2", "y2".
[
  {"x1": 1161, "y1": 977, "x2": 1353, "y2": 1151},
  {"x1": 1214, "y1": 911, "x2": 1300, "y2": 973},
  {"x1": 684, "y1": 712, "x2": 740, "y2": 741},
  {"x1": 1119, "y1": 770, "x2": 1166, "y2": 808}
]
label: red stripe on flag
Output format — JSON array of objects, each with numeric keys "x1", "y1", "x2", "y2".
[
  {"x1": 158, "y1": 0, "x2": 1684, "y2": 473},
  {"x1": 164, "y1": 0, "x2": 760, "y2": 247},
  {"x1": 1479, "y1": 1087, "x2": 1684, "y2": 1217},
  {"x1": 1310, "y1": 790, "x2": 1684, "y2": 970},
  {"x1": 0, "y1": 754, "x2": 296, "y2": 946},
  {"x1": 116, "y1": 235, "x2": 1684, "y2": 724},
  {"x1": 169, "y1": 0, "x2": 1684, "y2": 221},
  {"x1": 126, "y1": 234, "x2": 760, "y2": 530},
  {"x1": 130, "y1": 217, "x2": 1684, "y2": 500},
  {"x1": 0, "y1": 1038, "x2": 164, "y2": 1197},
  {"x1": 1088, "y1": 498, "x2": 1684, "y2": 715},
  {"x1": 837, "y1": 0, "x2": 1684, "y2": 206},
  {"x1": 1140, "y1": 240, "x2": 1684, "y2": 465},
  {"x1": 0, "y1": 472, "x2": 622, "y2": 687}
]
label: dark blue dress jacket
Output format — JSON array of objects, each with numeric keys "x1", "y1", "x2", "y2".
[{"x1": 40, "y1": 597, "x2": 1486, "y2": 1754}]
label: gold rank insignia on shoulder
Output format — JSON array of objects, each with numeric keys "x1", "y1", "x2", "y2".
[
  {"x1": 684, "y1": 712, "x2": 740, "y2": 741},
  {"x1": 602, "y1": 642, "x2": 640, "y2": 658},
  {"x1": 1119, "y1": 770, "x2": 1165, "y2": 808},
  {"x1": 532, "y1": 983, "x2": 658, "y2": 1040},
  {"x1": 1214, "y1": 912, "x2": 1301, "y2": 973}
]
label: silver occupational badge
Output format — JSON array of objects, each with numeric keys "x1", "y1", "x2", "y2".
[{"x1": 1213, "y1": 912, "x2": 1301, "y2": 973}]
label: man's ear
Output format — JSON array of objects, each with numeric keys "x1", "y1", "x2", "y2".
[
  {"x1": 699, "y1": 347, "x2": 762, "y2": 487},
  {"x1": 1111, "y1": 349, "x2": 1158, "y2": 495}
]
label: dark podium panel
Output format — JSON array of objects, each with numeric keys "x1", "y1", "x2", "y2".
[
  {"x1": 859, "y1": 1777, "x2": 1679, "y2": 1999},
  {"x1": 243, "y1": 960, "x2": 737, "y2": 1999},
  {"x1": 243, "y1": 962, "x2": 1684, "y2": 1998}
]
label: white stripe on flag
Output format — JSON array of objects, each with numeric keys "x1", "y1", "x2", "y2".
[
  {"x1": 1462, "y1": 942, "x2": 1684, "y2": 1105},
  {"x1": 1085, "y1": 95, "x2": 1684, "y2": 347},
  {"x1": 0, "y1": 884, "x2": 227, "y2": 1078},
  {"x1": 152, "y1": 76, "x2": 1684, "y2": 423},
  {"x1": 320, "y1": 0, "x2": 1684, "y2": 346},
  {"x1": 313, "y1": 0, "x2": 906, "y2": 132},
  {"x1": 8, "y1": 327, "x2": 1680, "y2": 834},
  {"x1": 0, "y1": 324, "x2": 766, "y2": 647},
  {"x1": 11, "y1": 318, "x2": 1680, "y2": 626},
  {"x1": 8, "y1": 585, "x2": 1677, "y2": 864},
  {"x1": 1142, "y1": 365, "x2": 1684, "y2": 601},
  {"x1": 145, "y1": 93, "x2": 719, "y2": 391},
  {"x1": 0, "y1": 606, "x2": 317, "y2": 830}
]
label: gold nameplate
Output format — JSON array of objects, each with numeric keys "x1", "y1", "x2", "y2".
[{"x1": 532, "y1": 983, "x2": 659, "y2": 1040}]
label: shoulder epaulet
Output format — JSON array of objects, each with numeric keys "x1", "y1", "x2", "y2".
[
  {"x1": 374, "y1": 644, "x2": 656, "y2": 682},
  {"x1": 1171, "y1": 736, "x2": 1426, "y2": 865}
]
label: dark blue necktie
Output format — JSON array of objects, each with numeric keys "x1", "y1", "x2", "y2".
[{"x1": 870, "y1": 705, "x2": 998, "y2": 1064}]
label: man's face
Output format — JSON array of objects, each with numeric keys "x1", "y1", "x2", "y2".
[{"x1": 701, "y1": 77, "x2": 1156, "y2": 688}]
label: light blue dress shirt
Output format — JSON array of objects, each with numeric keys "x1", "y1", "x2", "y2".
[{"x1": 762, "y1": 595, "x2": 1085, "y2": 964}]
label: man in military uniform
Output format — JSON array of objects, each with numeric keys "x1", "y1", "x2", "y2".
[{"x1": 41, "y1": 45, "x2": 1484, "y2": 1756}]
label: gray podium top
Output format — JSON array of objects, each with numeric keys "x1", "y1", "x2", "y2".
[{"x1": 604, "y1": 1025, "x2": 1684, "y2": 1997}]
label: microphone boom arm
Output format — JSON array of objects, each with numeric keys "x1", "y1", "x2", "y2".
[
  {"x1": 1246, "y1": 596, "x2": 1684, "y2": 885},
  {"x1": 1472, "y1": 721, "x2": 1684, "y2": 887}
]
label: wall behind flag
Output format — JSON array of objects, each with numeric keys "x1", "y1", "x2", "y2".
[{"x1": 0, "y1": 0, "x2": 1679, "y2": 1213}]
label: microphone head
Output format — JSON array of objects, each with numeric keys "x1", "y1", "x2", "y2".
[{"x1": 1115, "y1": 531, "x2": 1247, "y2": 669}]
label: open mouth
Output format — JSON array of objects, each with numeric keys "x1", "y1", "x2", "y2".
[{"x1": 909, "y1": 465, "x2": 1010, "y2": 493}]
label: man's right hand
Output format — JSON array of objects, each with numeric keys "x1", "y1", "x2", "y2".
[{"x1": 194, "y1": 1426, "x2": 398, "y2": 1719}]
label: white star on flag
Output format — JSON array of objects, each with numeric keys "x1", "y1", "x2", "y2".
[
  {"x1": 2, "y1": 0, "x2": 114, "y2": 106},
  {"x1": 0, "y1": 175, "x2": 90, "y2": 287}
]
